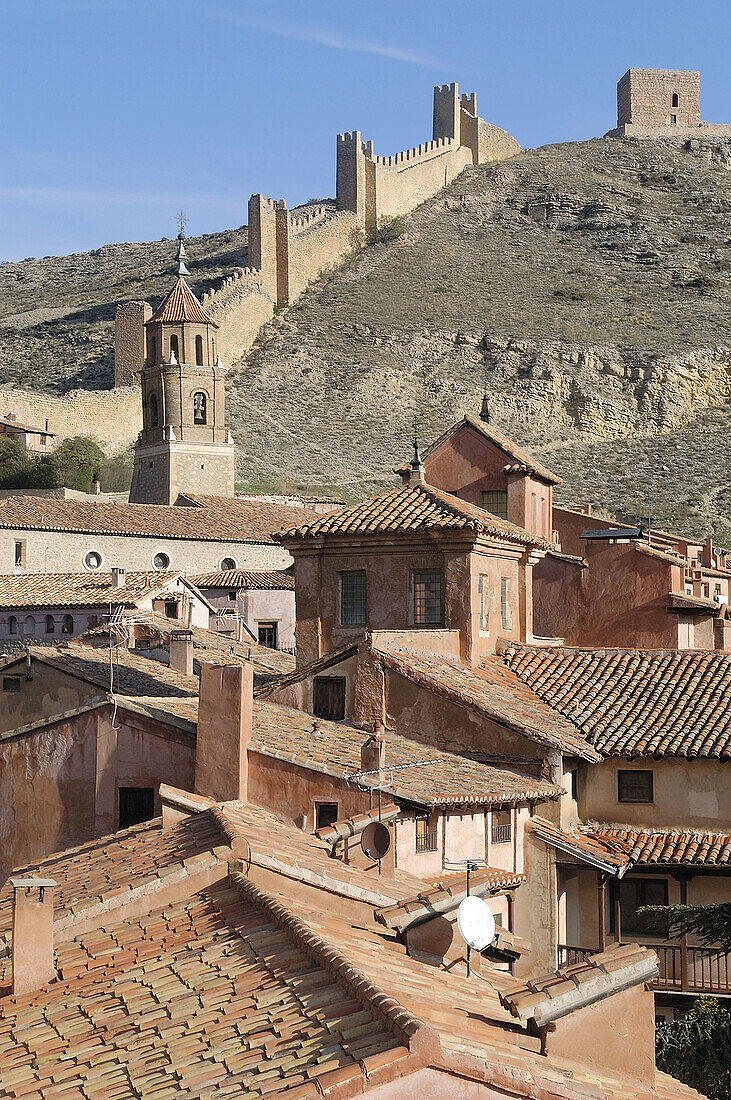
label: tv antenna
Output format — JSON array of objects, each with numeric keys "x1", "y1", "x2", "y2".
[{"x1": 445, "y1": 858, "x2": 495, "y2": 977}]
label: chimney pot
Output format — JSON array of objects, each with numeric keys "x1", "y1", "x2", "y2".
[
  {"x1": 361, "y1": 728, "x2": 386, "y2": 780},
  {"x1": 10, "y1": 876, "x2": 57, "y2": 995},
  {"x1": 111, "y1": 567, "x2": 126, "y2": 588},
  {"x1": 169, "y1": 629, "x2": 194, "y2": 676},
  {"x1": 90, "y1": 479, "x2": 101, "y2": 496}
]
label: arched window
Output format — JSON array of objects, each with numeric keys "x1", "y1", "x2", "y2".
[
  {"x1": 148, "y1": 334, "x2": 156, "y2": 365},
  {"x1": 672, "y1": 92, "x2": 679, "y2": 108},
  {"x1": 62, "y1": 614, "x2": 74, "y2": 635},
  {"x1": 23, "y1": 615, "x2": 36, "y2": 636},
  {"x1": 195, "y1": 334, "x2": 204, "y2": 365},
  {"x1": 211, "y1": 337, "x2": 216, "y2": 361},
  {"x1": 8, "y1": 616, "x2": 17, "y2": 635},
  {"x1": 169, "y1": 334, "x2": 179, "y2": 361},
  {"x1": 45, "y1": 615, "x2": 55, "y2": 635},
  {"x1": 150, "y1": 392, "x2": 159, "y2": 428},
  {"x1": 193, "y1": 391, "x2": 207, "y2": 425}
]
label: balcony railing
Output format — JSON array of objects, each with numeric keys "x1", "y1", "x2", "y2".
[
  {"x1": 491, "y1": 823, "x2": 512, "y2": 845},
  {"x1": 416, "y1": 830, "x2": 438, "y2": 853},
  {"x1": 558, "y1": 943, "x2": 731, "y2": 995}
]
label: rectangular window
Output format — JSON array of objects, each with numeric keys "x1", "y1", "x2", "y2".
[
  {"x1": 228, "y1": 591, "x2": 237, "y2": 601},
  {"x1": 315, "y1": 802, "x2": 339, "y2": 830},
  {"x1": 339, "y1": 571, "x2": 366, "y2": 626},
  {"x1": 2, "y1": 676, "x2": 21, "y2": 693},
  {"x1": 313, "y1": 676, "x2": 346, "y2": 721},
  {"x1": 478, "y1": 574, "x2": 490, "y2": 630},
  {"x1": 615, "y1": 878, "x2": 668, "y2": 936},
  {"x1": 670, "y1": 114, "x2": 677, "y2": 125},
  {"x1": 416, "y1": 816, "x2": 438, "y2": 853},
  {"x1": 118, "y1": 787, "x2": 155, "y2": 830},
  {"x1": 491, "y1": 808, "x2": 512, "y2": 845},
  {"x1": 257, "y1": 622, "x2": 278, "y2": 649},
  {"x1": 569, "y1": 769, "x2": 578, "y2": 802},
  {"x1": 530, "y1": 492, "x2": 538, "y2": 534},
  {"x1": 481, "y1": 490, "x2": 508, "y2": 520},
  {"x1": 14, "y1": 540, "x2": 26, "y2": 570},
  {"x1": 617, "y1": 769, "x2": 654, "y2": 804},
  {"x1": 164, "y1": 600, "x2": 178, "y2": 619},
  {"x1": 500, "y1": 578, "x2": 512, "y2": 630},
  {"x1": 412, "y1": 571, "x2": 441, "y2": 625}
]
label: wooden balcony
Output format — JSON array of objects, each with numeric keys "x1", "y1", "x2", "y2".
[{"x1": 558, "y1": 943, "x2": 731, "y2": 995}]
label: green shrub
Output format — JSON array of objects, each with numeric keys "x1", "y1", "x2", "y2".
[
  {"x1": 370, "y1": 217, "x2": 405, "y2": 246},
  {"x1": 656, "y1": 998, "x2": 731, "y2": 1100},
  {"x1": 553, "y1": 286, "x2": 588, "y2": 301},
  {"x1": 49, "y1": 436, "x2": 105, "y2": 491}
]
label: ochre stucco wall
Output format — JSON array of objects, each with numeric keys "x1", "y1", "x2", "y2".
[{"x1": 584, "y1": 757, "x2": 731, "y2": 830}]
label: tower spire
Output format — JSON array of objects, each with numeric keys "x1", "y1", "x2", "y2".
[
  {"x1": 176, "y1": 232, "x2": 190, "y2": 277},
  {"x1": 409, "y1": 436, "x2": 425, "y2": 484}
]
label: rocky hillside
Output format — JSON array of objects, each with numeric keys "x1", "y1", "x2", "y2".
[
  {"x1": 2, "y1": 137, "x2": 731, "y2": 541},
  {"x1": 230, "y1": 136, "x2": 731, "y2": 542}
]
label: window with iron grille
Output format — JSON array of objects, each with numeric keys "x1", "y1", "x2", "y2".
[
  {"x1": 415, "y1": 816, "x2": 438, "y2": 853},
  {"x1": 258, "y1": 622, "x2": 278, "y2": 649},
  {"x1": 478, "y1": 574, "x2": 490, "y2": 630},
  {"x1": 339, "y1": 572, "x2": 366, "y2": 626},
  {"x1": 491, "y1": 808, "x2": 512, "y2": 845},
  {"x1": 617, "y1": 769, "x2": 653, "y2": 804},
  {"x1": 412, "y1": 572, "x2": 441, "y2": 625},
  {"x1": 313, "y1": 677, "x2": 346, "y2": 721},
  {"x1": 500, "y1": 578, "x2": 512, "y2": 630},
  {"x1": 481, "y1": 490, "x2": 508, "y2": 520}
]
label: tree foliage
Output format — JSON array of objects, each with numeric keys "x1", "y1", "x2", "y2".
[
  {"x1": 50, "y1": 437, "x2": 105, "y2": 492},
  {"x1": 0, "y1": 436, "x2": 134, "y2": 494},
  {"x1": 640, "y1": 903, "x2": 731, "y2": 951},
  {"x1": 656, "y1": 997, "x2": 731, "y2": 1100}
]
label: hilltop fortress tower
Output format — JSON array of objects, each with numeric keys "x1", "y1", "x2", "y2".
[
  {"x1": 128, "y1": 239, "x2": 235, "y2": 505},
  {"x1": 607, "y1": 68, "x2": 730, "y2": 138},
  {"x1": 114, "y1": 82, "x2": 520, "y2": 385}
]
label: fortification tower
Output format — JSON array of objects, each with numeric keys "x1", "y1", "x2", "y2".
[{"x1": 129, "y1": 237, "x2": 235, "y2": 505}]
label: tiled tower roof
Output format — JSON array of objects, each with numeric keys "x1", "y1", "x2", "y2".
[{"x1": 147, "y1": 276, "x2": 219, "y2": 327}]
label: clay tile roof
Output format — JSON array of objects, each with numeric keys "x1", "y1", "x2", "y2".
[
  {"x1": 0, "y1": 415, "x2": 55, "y2": 435},
  {"x1": 17, "y1": 641, "x2": 200, "y2": 701},
  {"x1": 147, "y1": 274, "x2": 219, "y2": 326},
  {"x1": 584, "y1": 825, "x2": 731, "y2": 867},
  {"x1": 530, "y1": 818, "x2": 633, "y2": 875},
  {"x1": 667, "y1": 590, "x2": 724, "y2": 614},
  {"x1": 0, "y1": 570, "x2": 182, "y2": 610},
  {"x1": 499, "y1": 943, "x2": 658, "y2": 1027},
  {"x1": 419, "y1": 414, "x2": 561, "y2": 485},
  {"x1": 280, "y1": 481, "x2": 547, "y2": 548},
  {"x1": 0, "y1": 493, "x2": 315, "y2": 543},
  {"x1": 374, "y1": 867, "x2": 524, "y2": 934},
  {"x1": 371, "y1": 643, "x2": 598, "y2": 761},
  {"x1": 502, "y1": 643, "x2": 731, "y2": 759},
  {"x1": 251, "y1": 696, "x2": 562, "y2": 806},
  {"x1": 314, "y1": 803, "x2": 401, "y2": 845},
  {"x1": 190, "y1": 568, "x2": 295, "y2": 590}
]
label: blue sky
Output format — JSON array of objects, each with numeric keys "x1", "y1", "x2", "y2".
[{"x1": 2, "y1": 0, "x2": 730, "y2": 261}]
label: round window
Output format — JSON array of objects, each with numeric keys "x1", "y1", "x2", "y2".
[
  {"x1": 220, "y1": 557, "x2": 237, "y2": 571},
  {"x1": 84, "y1": 551, "x2": 102, "y2": 570},
  {"x1": 153, "y1": 552, "x2": 171, "y2": 570}
]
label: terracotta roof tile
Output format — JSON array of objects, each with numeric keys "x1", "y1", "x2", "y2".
[
  {"x1": 585, "y1": 825, "x2": 731, "y2": 867},
  {"x1": 499, "y1": 944, "x2": 658, "y2": 1026},
  {"x1": 420, "y1": 414, "x2": 561, "y2": 485},
  {"x1": 280, "y1": 482, "x2": 547, "y2": 547},
  {"x1": 0, "y1": 570, "x2": 185, "y2": 610},
  {"x1": 190, "y1": 569, "x2": 295, "y2": 590},
  {"x1": 374, "y1": 868, "x2": 524, "y2": 934},
  {"x1": 0, "y1": 494, "x2": 315, "y2": 544},
  {"x1": 502, "y1": 643, "x2": 731, "y2": 758},
  {"x1": 0, "y1": 415, "x2": 55, "y2": 435},
  {"x1": 147, "y1": 275, "x2": 219, "y2": 326},
  {"x1": 371, "y1": 643, "x2": 598, "y2": 761},
  {"x1": 530, "y1": 818, "x2": 632, "y2": 874}
]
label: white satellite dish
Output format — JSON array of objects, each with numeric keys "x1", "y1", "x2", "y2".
[{"x1": 456, "y1": 895, "x2": 496, "y2": 952}]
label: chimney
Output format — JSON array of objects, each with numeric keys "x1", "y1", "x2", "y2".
[
  {"x1": 361, "y1": 724, "x2": 386, "y2": 783},
  {"x1": 111, "y1": 567, "x2": 126, "y2": 588},
  {"x1": 195, "y1": 663, "x2": 253, "y2": 802},
  {"x1": 10, "y1": 877, "x2": 56, "y2": 995},
  {"x1": 170, "y1": 628, "x2": 194, "y2": 675}
]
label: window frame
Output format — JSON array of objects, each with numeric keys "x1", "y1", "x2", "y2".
[
  {"x1": 315, "y1": 802, "x2": 339, "y2": 830},
  {"x1": 83, "y1": 550, "x2": 103, "y2": 571},
  {"x1": 2, "y1": 676, "x2": 21, "y2": 693},
  {"x1": 153, "y1": 552, "x2": 171, "y2": 571},
  {"x1": 312, "y1": 676, "x2": 346, "y2": 722},
  {"x1": 257, "y1": 621, "x2": 278, "y2": 649},
  {"x1": 491, "y1": 808, "x2": 512, "y2": 845},
  {"x1": 478, "y1": 573, "x2": 490, "y2": 631},
  {"x1": 612, "y1": 876, "x2": 669, "y2": 937},
  {"x1": 61, "y1": 614, "x2": 75, "y2": 635},
  {"x1": 338, "y1": 571, "x2": 367, "y2": 627},
  {"x1": 480, "y1": 490, "x2": 508, "y2": 521},
  {"x1": 118, "y1": 787, "x2": 155, "y2": 830},
  {"x1": 193, "y1": 391, "x2": 207, "y2": 425},
  {"x1": 500, "y1": 577, "x2": 512, "y2": 631},
  {"x1": 14, "y1": 540, "x2": 26, "y2": 570},
  {"x1": 45, "y1": 614, "x2": 55, "y2": 635},
  {"x1": 617, "y1": 769, "x2": 654, "y2": 804},
  {"x1": 411, "y1": 570, "x2": 442, "y2": 627}
]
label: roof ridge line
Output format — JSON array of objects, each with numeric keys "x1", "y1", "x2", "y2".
[{"x1": 228, "y1": 871, "x2": 440, "y2": 1062}]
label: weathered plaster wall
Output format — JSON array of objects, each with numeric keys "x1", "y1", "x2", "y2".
[{"x1": 583, "y1": 757, "x2": 731, "y2": 830}]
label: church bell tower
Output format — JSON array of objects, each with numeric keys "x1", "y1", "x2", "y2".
[{"x1": 129, "y1": 236, "x2": 235, "y2": 505}]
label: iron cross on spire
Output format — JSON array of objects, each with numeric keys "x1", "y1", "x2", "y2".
[{"x1": 175, "y1": 210, "x2": 188, "y2": 237}]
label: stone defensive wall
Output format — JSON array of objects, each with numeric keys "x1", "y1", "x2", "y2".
[
  {"x1": 0, "y1": 384, "x2": 142, "y2": 455},
  {"x1": 25, "y1": 80, "x2": 520, "y2": 457}
]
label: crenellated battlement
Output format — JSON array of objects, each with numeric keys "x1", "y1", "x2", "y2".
[{"x1": 115, "y1": 79, "x2": 520, "y2": 399}]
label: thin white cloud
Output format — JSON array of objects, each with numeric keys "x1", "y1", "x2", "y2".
[{"x1": 0, "y1": 186, "x2": 234, "y2": 209}]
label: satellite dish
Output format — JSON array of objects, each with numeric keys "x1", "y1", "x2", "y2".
[
  {"x1": 361, "y1": 821, "x2": 391, "y2": 861},
  {"x1": 457, "y1": 895, "x2": 496, "y2": 951}
]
